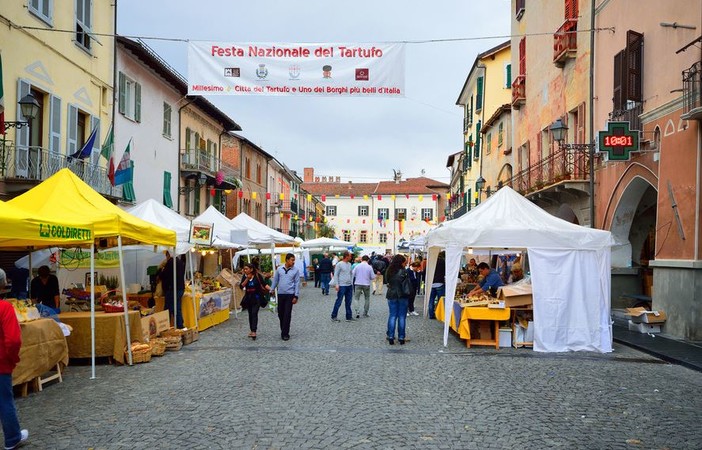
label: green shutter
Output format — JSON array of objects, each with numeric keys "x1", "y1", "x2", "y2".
[
  {"x1": 467, "y1": 188, "x2": 472, "y2": 210},
  {"x1": 476, "y1": 76, "x2": 484, "y2": 110},
  {"x1": 135, "y1": 82, "x2": 142, "y2": 122},
  {"x1": 194, "y1": 185, "x2": 201, "y2": 213},
  {"x1": 506, "y1": 64, "x2": 512, "y2": 87},
  {"x1": 163, "y1": 171, "x2": 173, "y2": 208},
  {"x1": 118, "y1": 72, "x2": 126, "y2": 115},
  {"x1": 474, "y1": 121, "x2": 482, "y2": 159}
]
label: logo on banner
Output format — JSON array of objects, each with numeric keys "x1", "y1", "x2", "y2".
[
  {"x1": 224, "y1": 67, "x2": 240, "y2": 77},
  {"x1": 256, "y1": 64, "x2": 269, "y2": 79},
  {"x1": 355, "y1": 68, "x2": 369, "y2": 81},
  {"x1": 289, "y1": 65, "x2": 301, "y2": 80},
  {"x1": 322, "y1": 65, "x2": 332, "y2": 79}
]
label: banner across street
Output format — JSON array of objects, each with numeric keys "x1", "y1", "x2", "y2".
[{"x1": 188, "y1": 42, "x2": 405, "y2": 97}]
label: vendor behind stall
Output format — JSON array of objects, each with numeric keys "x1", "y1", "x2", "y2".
[
  {"x1": 30, "y1": 265, "x2": 60, "y2": 313},
  {"x1": 467, "y1": 263, "x2": 504, "y2": 297}
]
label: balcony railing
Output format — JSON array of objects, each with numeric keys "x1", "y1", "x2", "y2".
[
  {"x1": 452, "y1": 203, "x2": 468, "y2": 219},
  {"x1": 180, "y1": 148, "x2": 240, "y2": 188},
  {"x1": 609, "y1": 102, "x2": 643, "y2": 135},
  {"x1": 682, "y1": 61, "x2": 702, "y2": 121},
  {"x1": 553, "y1": 19, "x2": 577, "y2": 67},
  {"x1": 0, "y1": 141, "x2": 122, "y2": 197},
  {"x1": 463, "y1": 115, "x2": 473, "y2": 133},
  {"x1": 511, "y1": 75, "x2": 526, "y2": 108},
  {"x1": 506, "y1": 146, "x2": 592, "y2": 194}
]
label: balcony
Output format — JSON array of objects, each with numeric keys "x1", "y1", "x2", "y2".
[
  {"x1": 180, "y1": 148, "x2": 240, "y2": 188},
  {"x1": 452, "y1": 203, "x2": 469, "y2": 219},
  {"x1": 0, "y1": 141, "x2": 121, "y2": 198},
  {"x1": 681, "y1": 61, "x2": 702, "y2": 121},
  {"x1": 609, "y1": 102, "x2": 643, "y2": 135},
  {"x1": 553, "y1": 19, "x2": 577, "y2": 67},
  {"x1": 463, "y1": 115, "x2": 473, "y2": 133},
  {"x1": 278, "y1": 200, "x2": 295, "y2": 214},
  {"x1": 506, "y1": 145, "x2": 595, "y2": 195},
  {"x1": 511, "y1": 75, "x2": 526, "y2": 109}
]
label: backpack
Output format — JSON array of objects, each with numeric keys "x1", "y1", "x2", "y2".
[{"x1": 372, "y1": 257, "x2": 386, "y2": 274}]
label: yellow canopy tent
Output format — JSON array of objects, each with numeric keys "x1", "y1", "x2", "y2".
[
  {"x1": 0, "y1": 200, "x2": 93, "y2": 248},
  {"x1": 9, "y1": 168, "x2": 177, "y2": 374}
]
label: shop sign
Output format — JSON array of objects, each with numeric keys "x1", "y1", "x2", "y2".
[
  {"x1": 598, "y1": 121, "x2": 640, "y2": 161},
  {"x1": 190, "y1": 222, "x2": 214, "y2": 246},
  {"x1": 39, "y1": 224, "x2": 91, "y2": 241}
]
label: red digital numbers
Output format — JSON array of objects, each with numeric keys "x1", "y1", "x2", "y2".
[{"x1": 604, "y1": 135, "x2": 633, "y2": 147}]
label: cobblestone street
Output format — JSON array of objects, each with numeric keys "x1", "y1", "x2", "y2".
[{"x1": 13, "y1": 284, "x2": 702, "y2": 449}]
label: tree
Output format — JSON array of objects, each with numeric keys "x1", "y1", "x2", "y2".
[{"x1": 318, "y1": 223, "x2": 336, "y2": 238}]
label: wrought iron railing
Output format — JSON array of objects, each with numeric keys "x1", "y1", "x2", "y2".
[
  {"x1": 180, "y1": 148, "x2": 240, "y2": 187},
  {"x1": 553, "y1": 19, "x2": 577, "y2": 66},
  {"x1": 452, "y1": 203, "x2": 468, "y2": 219},
  {"x1": 0, "y1": 140, "x2": 122, "y2": 197},
  {"x1": 683, "y1": 61, "x2": 702, "y2": 118},
  {"x1": 506, "y1": 146, "x2": 592, "y2": 194},
  {"x1": 609, "y1": 102, "x2": 643, "y2": 134},
  {"x1": 511, "y1": 75, "x2": 526, "y2": 108}
]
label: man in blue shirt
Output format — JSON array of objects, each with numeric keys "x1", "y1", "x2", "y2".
[
  {"x1": 270, "y1": 253, "x2": 301, "y2": 341},
  {"x1": 468, "y1": 262, "x2": 504, "y2": 297}
]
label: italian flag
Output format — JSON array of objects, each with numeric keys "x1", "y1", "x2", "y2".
[{"x1": 0, "y1": 53, "x2": 5, "y2": 135}]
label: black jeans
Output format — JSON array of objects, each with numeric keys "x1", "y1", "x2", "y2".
[
  {"x1": 277, "y1": 294, "x2": 295, "y2": 338},
  {"x1": 245, "y1": 296, "x2": 260, "y2": 332},
  {"x1": 408, "y1": 294, "x2": 416, "y2": 313}
]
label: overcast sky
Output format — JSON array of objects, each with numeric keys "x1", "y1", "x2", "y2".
[{"x1": 117, "y1": 0, "x2": 511, "y2": 184}]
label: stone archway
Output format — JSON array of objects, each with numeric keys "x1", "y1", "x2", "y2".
[{"x1": 609, "y1": 176, "x2": 657, "y2": 269}]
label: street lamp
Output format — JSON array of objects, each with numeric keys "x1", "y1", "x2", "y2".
[
  {"x1": 475, "y1": 175, "x2": 486, "y2": 204},
  {"x1": 549, "y1": 119, "x2": 596, "y2": 228},
  {"x1": 1, "y1": 94, "x2": 40, "y2": 131}
]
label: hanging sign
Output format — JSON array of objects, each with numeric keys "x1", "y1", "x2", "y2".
[
  {"x1": 188, "y1": 42, "x2": 405, "y2": 97},
  {"x1": 189, "y1": 222, "x2": 214, "y2": 246},
  {"x1": 598, "y1": 121, "x2": 640, "y2": 161}
]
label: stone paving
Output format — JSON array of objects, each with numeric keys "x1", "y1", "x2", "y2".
[{"x1": 9, "y1": 284, "x2": 702, "y2": 449}]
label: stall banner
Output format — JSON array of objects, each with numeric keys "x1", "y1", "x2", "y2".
[
  {"x1": 190, "y1": 222, "x2": 214, "y2": 246},
  {"x1": 199, "y1": 289, "x2": 232, "y2": 318},
  {"x1": 188, "y1": 41, "x2": 405, "y2": 97},
  {"x1": 58, "y1": 249, "x2": 121, "y2": 269}
]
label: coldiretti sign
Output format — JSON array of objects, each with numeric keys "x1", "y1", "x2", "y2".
[
  {"x1": 39, "y1": 224, "x2": 92, "y2": 241},
  {"x1": 59, "y1": 249, "x2": 121, "y2": 268}
]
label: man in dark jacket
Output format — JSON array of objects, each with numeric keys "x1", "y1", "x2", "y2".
[
  {"x1": 371, "y1": 256, "x2": 387, "y2": 295},
  {"x1": 160, "y1": 253, "x2": 186, "y2": 328},
  {"x1": 317, "y1": 253, "x2": 334, "y2": 295},
  {"x1": 428, "y1": 254, "x2": 446, "y2": 319}
]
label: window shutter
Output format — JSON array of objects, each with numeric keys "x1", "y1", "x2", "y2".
[
  {"x1": 466, "y1": 136, "x2": 472, "y2": 167},
  {"x1": 118, "y1": 72, "x2": 126, "y2": 115},
  {"x1": 519, "y1": 37, "x2": 526, "y2": 75},
  {"x1": 577, "y1": 102, "x2": 586, "y2": 144},
  {"x1": 67, "y1": 104, "x2": 78, "y2": 157},
  {"x1": 194, "y1": 185, "x2": 201, "y2": 213},
  {"x1": 16, "y1": 80, "x2": 31, "y2": 148},
  {"x1": 49, "y1": 94, "x2": 61, "y2": 154},
  {"x1": 505, "y1": 63, "x2": 512, "y2": 87},
  {"x1": 163, "y1": 171, "x2": 173, "y2": 208},
  {"x1": 474, "y1": 121, "x2": 482, "y2": 160},
  {"x1": 185, "y1": 128, "x2": 192, "y2": 149},
  {"x1": 625, "y1": 30, "x2": 643, "y2": 103},
  {"x1": 134, "y1": 82, "x2": 142, "y2": 122},
  {"x1": 612, "y1": 50, "x2": 625, "y2": 110},
  {"x1": 476, "y1": 76, "x2": 484, "y2": 110}
]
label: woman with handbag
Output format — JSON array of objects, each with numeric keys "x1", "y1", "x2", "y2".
[
  {"x1": 239, "y1": 263, "x2": 270, "y2": 340},
  {"x1": 384, "y1": 254, "x2": 411, "y2": 345}
]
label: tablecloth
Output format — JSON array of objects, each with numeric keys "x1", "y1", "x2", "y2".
[
  {"x1": 58, "y1": 311, "x2": 142, "y2": 365},
  {"x1": 436, "y1": 299, "x2": 511, "y2": 340},
  {"x1": 13, "y1": 319, "x2": 68, "y2": 386}
]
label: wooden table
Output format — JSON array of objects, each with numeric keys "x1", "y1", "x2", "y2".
[
  {"x1": 182, "y1": 289, "x2": 231, "y2": 331},
  {"x1": 436, "y1": 299, "x2": 511, "y2": 349},
  {"x1": 13, "y1": 319, "x2": 68, "y2": 386},
  {"x1": 58, "y1": 311, "x2": 142, "y2": 364}
]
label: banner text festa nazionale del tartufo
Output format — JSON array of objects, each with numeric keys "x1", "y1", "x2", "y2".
[{"x1": 188, "y1": 42, "x2": 405, "y2": 97}]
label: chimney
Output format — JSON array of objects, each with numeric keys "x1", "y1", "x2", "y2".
[
  {"x1": 315, "y1": 176, "x2": 320, "y2": 182},
  {"x1": 322, "y1": 176, "x2": 327, "y2": 182},
  {"x1": 335, "y1": 176, "x2": 341, "y2": 183},
  {"x1": 303, "y1": 168, "x2": 314, "y2": 183}
]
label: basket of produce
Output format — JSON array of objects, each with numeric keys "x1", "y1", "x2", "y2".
[
  {"x1": 182, "y1": 328, "x2": 195, "y2": 345},
  {"x1": 127, "y1": 342, "x2": 152, "y2": 364},
  {"x1": 100, "y1": 290, "x2": 125, "y2": 312},
  {"x1": 150, "y1": 338, "x2": 166, "y2": 356}
]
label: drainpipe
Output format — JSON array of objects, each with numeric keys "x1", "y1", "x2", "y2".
[
  {"x1": 177, "y1": 97, "x2": 196, "y2": 214},
  {"x1": 588, "y1": 0, "x2": 596, "y2": 228},
  {"x1": 111, "y1": 1, "x2": 117, "y2": 200}
]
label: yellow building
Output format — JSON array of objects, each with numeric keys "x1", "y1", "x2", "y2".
[
  {"x1": 0, "y1": 1, "x2": 115, "y2": 199},
  {"x1": 452, "y1": 41, "x2": 511, "y2": 218}
]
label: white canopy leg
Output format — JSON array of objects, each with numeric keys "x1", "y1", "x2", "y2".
[
  {"x1": 90, "y1": 244, "x2": 96, "y2": 379},
  {"x1": 119, "y1": 236, "x2": 133, "y2": 365}
]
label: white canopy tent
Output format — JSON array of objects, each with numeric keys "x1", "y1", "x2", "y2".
[
  {"x1": 300, "y1": 237, "x2": 354, "y2": 249},
  {"x1": 229, "y1": 212, "x2": 298, "y2": 247},
  {"x1": 425, "y1": 187, "x2": 615, "y2": 353}
]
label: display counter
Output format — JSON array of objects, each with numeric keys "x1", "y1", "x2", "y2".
[
  {"x1": 58, "y1": 311, "x2": 142, "y2": 365},
  {"x1": 182, "y1": 288, "x2": 231, "y2": 332},
  {"x1": 436, "y1": 298, "x2": 511, "y2": 349},
  {"x1": 13, "y1": 319, "x2": 68, "y2": 386}
]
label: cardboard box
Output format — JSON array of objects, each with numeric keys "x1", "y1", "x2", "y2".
[
  {"x1": 497, "y1": 284, "x2": 533, "y2": 308},
  {"x1": 626, "y1": 307, "x2": 667, "y2": 324},
  {"x1": 141, "y1": 310, "x2": 171, "y2": 341},
  {"x1": 628, "y1": 319, "x2": 661, "y2": 334},
  {"x1": 498, "y1": 328, "x2": 512, "y2": 348}
]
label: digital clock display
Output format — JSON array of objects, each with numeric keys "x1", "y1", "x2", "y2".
[
  {"x1": 598, "y1": 121, "x2": 640, "y2": 161},
  {"x1": 603, "y1": 135, "x2": 634, "y2": 147}
]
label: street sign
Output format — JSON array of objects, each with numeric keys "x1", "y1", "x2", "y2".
[{"x1": 598, "y1": 121, "x2": 640, "y2": 161}]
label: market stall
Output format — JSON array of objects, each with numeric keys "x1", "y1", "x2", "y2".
[
  {"x1": 425, "y1": 187, "x2": 615, "y2": 353},
  {"x1": 58, "y1": 310, "x2": 142, "y2": 364},
  {"x1": 181, "y1": 287, "x2": 232, "y2": 331},
  {"x1": 13, "y1": 318, "x2": 69, "y2": 387},
  {"x1": 435, "y1": 299, "x2": 511, "y2": 349},
  {"x1": 9, "y1": 169, "x2": 176, "y2": 375}
]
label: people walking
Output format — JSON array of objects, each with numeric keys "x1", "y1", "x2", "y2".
[
  {"x1": 239, "y1": 263, "x2": 270, "y2": 340},
  {"x1": 317, "y1": 253, "x2": 333, "y2": 295},
  {"x1": 330, "y1": 252, "x2": 354, "y2": 322},
  {"x1": 407, "y1": 261, "x2": 421, "y2": 316},
  {"x1": 371, "y1": 255, "x2": 387, "y2": 295},
  {"x1": 385, "y1": 255, "x2": 410, "y2": 345},
  {"x1": 428, "y1": 253, "x2": 446, "y2": 319},
  {"x1": 352, "y1": 255, "x2": 375, "y2": 318},
  {"x1": 312, "y1": 258, "x2": 320, "y2": 288},
  {"x1": 270, "y1": 253, "x2": 301, "y2": 341},
  {"x1": 0, "y1": 269, "x2": 30, "y2": 450}
]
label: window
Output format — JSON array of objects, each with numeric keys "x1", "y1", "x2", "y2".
[
  {"x1": 498, "y1": 122, "x2": 504, "y2": 147},
  {"x1": 486, "y1": 132, "x2": 492, "y2": 154},
  {"x1": 476, "y1": 76, "x2": 484, "y2": 111},
  {"x1": 613, "y1": 30, "x2": 643, "y2": 111},
  {"x1": 421, "y1": 208, "x2": 433, "y2": 221},
  {"x1": 358, "y1": 205, "x2": 369, "y2": 216},
  {"x1": 163, "y1": 171, "x2": 173, "y2": 208},
  {"x1": 29, "y1": 0, "x2": 53, "y2": 25},
  {"x1": 519, "y1": 37, "x2": 526, "y2": 77},
  {"x1": 245, "y1": 157, "x2": 251, "y2": 179},
  {"x1": 505, "y1": 63, "x2": 512, "y2": 88},
  {"x1": 162, "y1": 103, "x2": 172, "y2": 138},
  {"x1": 378, "y1": 208, "x2": 389, "y2": 220},
  {"x1": 395, "y1": 208, "x2": 407, "y2": 220},
  {"x1": 75, "y1": 0, "x2": 93, "y2": 51},
  {"x1": 343, "y1": 230, "x2": 351, "y2": 241},
  {"x1": 256, "y1": 163, "x2": 262, "y2": 183},
  {"x1": 379, "y1": 233, "x2": 387, "y2": 244},
  {"x1": 359, "y1": 230, "x2": 367, "y2": 243},
  {"x1": 516, "y1": 0, "x2": 525, "y2": 20},
  {"x1": 118, "y1": 72, "x2": 141, "y2": 122},
  {"x1": 474, "y1": 121, "x2": 482, "y2": 160},
  {"x1": 326, "y1": 205, "x2": 337, "y2": 216}
]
